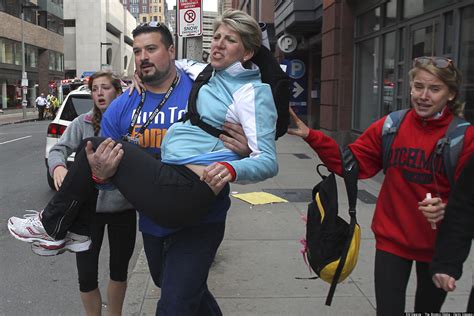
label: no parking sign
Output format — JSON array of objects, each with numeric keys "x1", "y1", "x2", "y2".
[{"x1": 178, "y1": 0, "x2": 202, "y2": 37}]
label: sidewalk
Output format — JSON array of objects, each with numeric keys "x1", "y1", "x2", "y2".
[
  {"x1": 123, "y1": 134, "x2": 474, "y2": 315},
  {"x1": 0, "y1": 108, "x2": 38, "y2": 126}
]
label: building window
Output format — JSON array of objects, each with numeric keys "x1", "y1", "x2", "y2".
[
  {"x1": 382, "y1": 32, "x2": 396, "y2": 116},
  {"x1": 357, "y1": 6, "x2": 380, "y2": 36},
  {"x1": 0, "y1": 38, "x2": 14, "y2": 64},
  {"x1": 354, "y1": 38, "x2": 379, "y2": 131},
  {"x1": 153, "y1": 15, "x2": 157, "y2": 21},
  {"x1": 1, "y1": 0, "x2": 20, "y2": 17},
  {"x1": 106, "y1": 48, "x2": 112, "y2": 66},
  {"x1": 459, "y1": 5, "x2": 474, "y2": 122},
  {"x1": 142, "y1": 16, "x2": 147, "y2": 22},
  {"x1": 64, "y1": 19, "x2": 76, "y2": 27},
  {"x1": 14, "y1": 42, "x2": 21, "y2": 66},
  {"x1": 411, "y1": 22, "x2": 437, "y2": 59},
  {"x1": 142, "y1": 5, "x2": 147, "y2": 12},
  {"x1": 444, "y1": 11, "x2": 454, "y2": 55},
  {"x1": 403, "y1": 0, "x2": 456, "y2": 19},
  {"x1": 26, "y1": 45, "x2": 37, "y2": 68},
  {"x1": 49, "y1": 51, "x2": 64, "y2": 72},
  {"x1": 385, "y1": 0, "x2": 397, "y2": 26}
]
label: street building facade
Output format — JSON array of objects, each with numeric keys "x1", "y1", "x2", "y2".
[
  {"x1": 63, "y1": 0, "x2": 136, "y2": 79},
  {"x1": 138, "y1": 0, "x2": 166, "y2": 24},
  {"x1": 0, "y1": 0, "x2": 64, "y2": 109},
  {"x1": 202, "y1": 10, "x2": 217, "y2": 56}
]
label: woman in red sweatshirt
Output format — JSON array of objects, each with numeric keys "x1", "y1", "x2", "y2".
[{"x1": 288, "y1": 57, "x2": 474, "y2": 315}]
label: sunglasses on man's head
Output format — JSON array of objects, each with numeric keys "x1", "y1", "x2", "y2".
[
  {"x1": 138, "y1": 21, "x2": 162, "y2": 28},
  {"x1": 413, "y1": 56, "x2": 453, "y2": 69}
]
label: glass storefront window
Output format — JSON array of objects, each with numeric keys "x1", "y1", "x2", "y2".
[
  {"x1": 459, "y1": 5, "x2": 474, "y2": 122},
  {"x1": 357, "y1": 7, "x2": 381, "y2": 37},
  {"x1": 385, "y1": 0, "x2": 397, "y2": 26},
  {"x1": 411, "y1": 22, "x2": 437, "y2": 59},
  {"x1": 383, "y1": 32, "x2": 396, "y2": 115},
  {"x1": 444, "y1": 12, "x2": 454, "y2": 55},
  {"x1": 354, "y1": 38, "x2": 380, "y2": 131},
  {"x1": 403, "y1": 0, "x2": 456, "y2": 19}
]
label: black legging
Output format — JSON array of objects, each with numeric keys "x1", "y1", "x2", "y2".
[
  {"x1": 374, "y1": 249, "x2": 447, "y2": 316},
  {"x1": 42, "y1": 137, "x2": 216, "y2": 239},
  {"x1": 76, "y1": 209, "x2": 136, "y2": 292}
]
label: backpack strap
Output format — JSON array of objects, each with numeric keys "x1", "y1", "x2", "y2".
[
  {"x1": 325, "y1": 147, "x2": 359, "y2": 306},
  {"x1": 180, "y1": 64, "x2": 230, "y2": 138},
  {"x1": 382, "y1": 109, "x2": 409, "y2": 174},
  {"x1": 435, "y1": 116, "x2": 470, "y2": 187}
]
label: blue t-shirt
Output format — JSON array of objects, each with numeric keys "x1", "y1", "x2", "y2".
[{"x1": 101, "y1": 69, "x2": 230, "y2": 237}]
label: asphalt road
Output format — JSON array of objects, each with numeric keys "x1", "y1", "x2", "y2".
[{"x1": 0, "y1": 120, "x2": 142, "y2": 315}]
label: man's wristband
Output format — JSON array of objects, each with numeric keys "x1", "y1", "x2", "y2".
[{"x1": 91, "y1": 173, "x2": 109, "y2": 184}]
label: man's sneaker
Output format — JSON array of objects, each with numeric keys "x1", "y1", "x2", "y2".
[
  {"x1": 7, "y1": 210, "x2": 63, "y2": 248},
  {"x1": 30, "y1": 232, "x2": 91, "y2": 256}
]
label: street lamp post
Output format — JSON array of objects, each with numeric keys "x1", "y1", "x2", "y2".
[
  {"x1": 21, "y1": 3, "x2": 39, "y2": 119},
  {"x1": 100, "y1": 42, "x2": 112, "y2": 70}
]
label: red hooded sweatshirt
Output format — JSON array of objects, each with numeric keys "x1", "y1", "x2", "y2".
[{"x1": 304, "y1": 108, "x2": 474, "y2": 262}]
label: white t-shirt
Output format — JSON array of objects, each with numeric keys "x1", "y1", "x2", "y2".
[{"x1": 35, "y1": 96, "x2": 47, "y2": 106}]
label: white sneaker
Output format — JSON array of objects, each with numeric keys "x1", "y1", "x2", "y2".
[
  {"x1": 31, "y1": 232, "x2": 91, "y2": 256},
  {"x1": 8, "y1": 210, "x2": 64, "y2": 248}
]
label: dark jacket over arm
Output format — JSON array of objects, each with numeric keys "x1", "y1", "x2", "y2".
[{"x1": 431, "y1": 155, "x2": 474, "y2": 279}]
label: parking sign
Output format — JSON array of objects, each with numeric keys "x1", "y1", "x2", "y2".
[{"x1": 178, "y1": 0, "x2": 202, "y2": 37}]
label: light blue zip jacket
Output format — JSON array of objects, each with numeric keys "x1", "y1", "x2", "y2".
[{"x1": 162, "y1": 61, "x2": 278, "y2": 183}]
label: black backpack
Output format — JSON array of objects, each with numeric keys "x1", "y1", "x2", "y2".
[
  {"x1": 301, "y1": 149, "x2": 361, "y2": 306},
  {"x1": 382, "y1": 109, "x2": 470, "y2": 187},
  {"x1": 181, "y1": 45, "x2": 290, "y2": 140}
]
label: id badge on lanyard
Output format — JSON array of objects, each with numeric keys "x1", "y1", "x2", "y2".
[
  {"x1": 123, "y1": 74, "x2": 179, "y2": 146},
  {"x1": 121, "y1": 134, "x2": 140, "y2": 145}
]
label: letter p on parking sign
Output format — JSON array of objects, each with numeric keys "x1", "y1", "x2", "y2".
[{"x1": 178, "y1": 0, "x2": 202, "y2": 37}]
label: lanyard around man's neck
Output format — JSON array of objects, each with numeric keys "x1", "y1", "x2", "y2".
[{"x1": 125, "y1": 73, "x2": 179, "y2": 138}]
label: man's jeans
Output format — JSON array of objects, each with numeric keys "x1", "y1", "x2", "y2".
[{"x1": 142, "y1": 221, "x2": 225, "y2": 316}]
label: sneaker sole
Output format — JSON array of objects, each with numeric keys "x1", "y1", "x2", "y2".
[
  {"x1": 7, "y1": 221, "x2": 65, "y2": 248},
  {"x1": 31, "y1": 239, "x2": 92, "y2": 256},
  {"x1": 31, "y1": 244, "x2": 67, "y2": 256}
]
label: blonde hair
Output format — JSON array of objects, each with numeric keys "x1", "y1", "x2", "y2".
[
  {"x1": 213, "y1": 9, "x2": 262, "y2": 55},
  {"x1": 408, "y1": 61, "x2": 464, "y2": 116},
  {"x1": 87, "y1": 71, "x2": 122, "y2": 136}
]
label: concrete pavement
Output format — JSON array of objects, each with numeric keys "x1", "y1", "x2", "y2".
[
  {"x1": 123, "y1": 133, "x2": 474, "y2": 315},
  {"x1": 0, "y1": 107, "x2": 38, "y2": 125}
]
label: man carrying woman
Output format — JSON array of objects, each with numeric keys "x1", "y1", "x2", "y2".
[{"x1": 9, "y1": 10, "x2": 278, "y2": 316}]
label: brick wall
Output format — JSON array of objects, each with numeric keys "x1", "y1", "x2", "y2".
[{"x1": 320, "y1": 0, "x2": 355, "y2": 145}]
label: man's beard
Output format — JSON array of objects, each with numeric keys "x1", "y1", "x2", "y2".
[{"x1": 139, "y1": 62, "x2": 171, "y2": 84}]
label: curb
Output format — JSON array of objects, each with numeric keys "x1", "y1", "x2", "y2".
[
  {"x1": 0, "y1": 118, "x2": 38, "y2": 126},
  {"x1": 124, "y1": 247, "x2": 152, "y2": 315}
]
